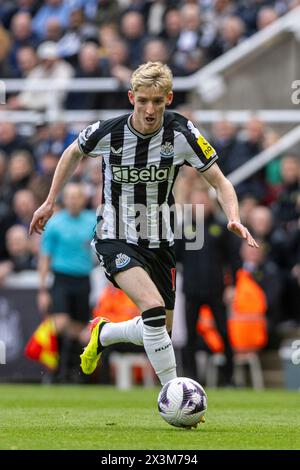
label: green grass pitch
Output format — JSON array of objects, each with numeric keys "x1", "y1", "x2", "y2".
[{"x1": 0, "y1": 384, "x2": 299, "y2": 450}]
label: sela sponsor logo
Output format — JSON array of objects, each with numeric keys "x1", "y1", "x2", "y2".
[
  {"x1": 115, "y1": 253, "x2": 131, "y2": 269},
  {"x1": 160, "y1": 142, "x2": 174, "y2": 158},
  {"x1": 112, "y1": 165, "x2": 170, "y2": 184}
]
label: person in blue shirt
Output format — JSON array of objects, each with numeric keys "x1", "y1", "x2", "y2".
[{"x1": 38, "y1": 182, "x2": 95, "y2": 382}]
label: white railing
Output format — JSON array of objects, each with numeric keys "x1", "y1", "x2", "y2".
[{"x1": 1, "y1": 109, "x2": 300, "y2": 124}]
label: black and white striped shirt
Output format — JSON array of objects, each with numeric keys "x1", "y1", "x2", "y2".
[{"x1": 78, "y1": 111, "x2": 218, "y2": 248}]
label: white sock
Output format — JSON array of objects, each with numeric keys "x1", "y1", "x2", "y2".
[
  {"x1": 142, "y1": 307, "x2": 177, "y2": 385},
  {"x1": 99, "y1": 316, "x2": 143, "y2": 347}
]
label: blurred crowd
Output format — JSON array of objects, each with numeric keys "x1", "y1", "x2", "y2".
[{"x1": 1, "y1": 0, "x2": 300, "y2": 110}]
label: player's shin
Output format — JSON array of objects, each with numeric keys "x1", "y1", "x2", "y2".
[
  {"x1": 142, "y1": 306, "x2": 177, "y2": 385},
  {"x1": 99, "y1": 316, "x2": 143, "y2": 347}
]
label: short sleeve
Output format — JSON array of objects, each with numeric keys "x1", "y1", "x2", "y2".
[
  {"x1": 183, "y1": 119, "x2": 218, "y2": 172},
  {"x1": 77, "y1": 121, "x2": 102, "y2": 157}
]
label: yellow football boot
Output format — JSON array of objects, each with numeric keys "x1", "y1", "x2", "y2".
[{"x1": 80, "y1": 317, "x2": 109, "y2": 375}]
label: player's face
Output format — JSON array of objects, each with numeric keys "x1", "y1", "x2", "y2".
[{"x1": 128, "y1": 87, "x2": 173, "y2": 134}]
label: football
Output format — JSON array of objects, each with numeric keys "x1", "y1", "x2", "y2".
[{"x1": 158, "y1": 377, "x2": 208, "y2": 428}]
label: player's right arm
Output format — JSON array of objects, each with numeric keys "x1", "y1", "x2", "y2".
[
  {"x1": 37, "y1": 254, "x2": 52, "y2": 314},
  {"x1": 29, "y1": 140, "x2": 83, "y2": 235}
]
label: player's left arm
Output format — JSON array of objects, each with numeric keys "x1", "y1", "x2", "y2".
[{"x1": 201, "y1": 163, "x2": 259, "y2": 248}]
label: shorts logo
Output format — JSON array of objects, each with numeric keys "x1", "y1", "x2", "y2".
[
  {"x1": 115, "y1": 253, "x2": 131, "y2": 269},
  {"x1": 160, "y1": 142, "x2": 174, "y2": 158},
  {"x1": 112, "y1": 165, "x2": 170, "y2": 184}
]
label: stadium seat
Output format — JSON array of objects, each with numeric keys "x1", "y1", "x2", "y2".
[
  {"x1": 109, "y1": 352, "x2": 155, "y2": 389},
  {"x1": 204, "y1": 352, "x2": 264, "y2": 389}
]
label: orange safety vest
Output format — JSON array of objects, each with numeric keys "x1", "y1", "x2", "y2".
[
  {"x1": 228, "y1": 269, "x2": 268, "y2": 352},
  {"x1": 197, "y1": 269, "x2": 268, "y2": 353},
  {"x1": 197, "y1": 305, "x2": 224, "y2": 353},
  {"x1": 93, "y1": 285, "x2": 140, "y2": 322}
]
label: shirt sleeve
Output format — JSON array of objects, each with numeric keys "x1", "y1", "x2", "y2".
[
  {"x1": 77, "y1": 121, "x2": 102, "y2": 157},
  {"x1": 182, "y1": 119, "x2": 218, "y2": 172}
]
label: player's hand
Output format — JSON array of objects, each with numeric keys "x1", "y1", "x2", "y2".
[
  {"x1": 29, "y1": 201, "x2": 54, "y2": 235},
  {"x1": 37, "y1": 290, "x2": 51, "y2": 314},
  {"x1": 227, "y1": 220, "x2": 259, "y2": 248}
]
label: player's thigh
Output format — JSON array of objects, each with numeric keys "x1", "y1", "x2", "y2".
[
  {"x1": 165, "y1": 309, "x2": 173, "y2": 332},
  {"x1": 114, "y1": 266, "x2": 165, "y2": 312}
]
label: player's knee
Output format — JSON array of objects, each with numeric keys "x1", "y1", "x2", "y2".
[
  {"x1": 139, "y1": 296, "x2": 165, "y2": 314},
  {"x1": 142, "y1": 306, "x2": 166, "y2": 329}
]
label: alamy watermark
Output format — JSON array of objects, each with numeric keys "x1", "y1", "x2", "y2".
[
  {"x1": 291, "y1": 80, "x2": 300, "y2": 105},
  {"x1": 96, "y1": 202, "x2": 205, "y2": 250},
  {"x1": 0, "y1": 340, "x2": 6, "y2": 365},
  {"x1": 291, "y1": 340, "x2": 300, "y2": 365},
  {"x1": 0, "y1": 80, "x2": 6, "y2": 105}
]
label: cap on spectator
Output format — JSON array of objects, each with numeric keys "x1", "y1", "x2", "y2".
[{"x1": 37, "y1": 41, "x2": 59, "y2": 60}]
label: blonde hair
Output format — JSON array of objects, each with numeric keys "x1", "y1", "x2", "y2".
[{"x1": 131, "y1": 61, "x2": 173, "y2": 93}]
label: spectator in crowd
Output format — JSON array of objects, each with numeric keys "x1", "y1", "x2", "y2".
[
  {"x1": 32, "y1": 0, "x2": 72, "y2": 40},
  {"x1": 0, "y1": 225, "x2": 36, "y2": 285},
  {"x1": 256, "y1": 6, "x2": 279, "y2": 30},
  {"x1": 15, "y1": 45, "x2": 38, "y2": 78},
  {"x1": 0, "y1": 122, "x2": 33, "y2": 156},
  {"x1": 57, "y1": 8, "x2": 98, "y2": 64},
  {"x1": 159, "y1": 8, "x2": 181, "y2": 59},
  {"x1": 0, "y1": 151, "x2": 16, "y2": 260},
  {"x1": 272, "y1": 154, "x2": 300, "y2": 231},
  {"x1": 210, "y1": 119, "x2": 246, "y2": 176},
  {"x1": 13, "y1": 189, "x2": 37, "y2": 230},
  {"x1": 8, "y1": 41, "x2": 74, "y2": 111},
  {"x1": 44, "y1": 17, "x2": 63, "y2": 43},
  {"x1": 93, "y1": 0, "x2": 121, "y2": 27},
  {"x1": 65, "y1": 42, "x2": 105, "y2": 110},
  {"x1": 176, "y1": 187, "x2": 240, "y2": 385},
  {"x1": 38, "y1": 183, "x2": 95, "y2": 382},
  {"x1": 3, "y1": 151, "x2": 35, "y2": 205},
  {"x1": 8, "y1": 11, "x2": 39, "y2": 74},
  {"x1": 209, "y1": 15, "x2": 246, "y2": 59},
  {"x1": 120, "y1": 11, "x2": 148, "y2": 69},
  {"x1": 0, "y1": 20, "x2": 13, "y2": 78}
]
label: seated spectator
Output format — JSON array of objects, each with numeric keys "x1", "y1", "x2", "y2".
[
  {"x1": 8, "y1": 11, "x2": 39, "y2": 74},
  {"x1": 57, "y1": 8, "x2": 98, "y2": 64},
  {"x1": 15, "y1": 45, "x2": 38, "y2": 78},
  {"x1": 7, "y1": 41, "x2": 74, "y2": 111},
  {"x1": 0, "y1": 122, "x2": 33, "y2": 156},
  {"x1": 93, "y1": 0, "x2": 120, "y2": 27},
  {"x1": 32, "y1": 0, "x2": 72, "y2": 40},
  {"x1": 272, "y1": 154, "x2": 300, "y2": 231},
  {"x1": 65, "y1": 42, "x2": 105, "y2": 109},
  {"x1": 120, "y1": 11, "x2": 148, "y2": 69},
  {"x1": 159, "y1": 8, "x2": 181, "y2": 60},
  {"x1": 13, "y1": 188, "x2": 37, "y2": 230},
  {"x1": 4, "y1": 150, "x2": 35, "y2": 204},
  {"x1": 256, "y1": 7, "x2": 279, "y2": 30},
  {"x1": 0, "y1": 225, "x2": 36, "y2": 284},
  {"x1": 209, "y1": 15, "x2": 246, "y2": 59}
]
